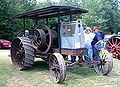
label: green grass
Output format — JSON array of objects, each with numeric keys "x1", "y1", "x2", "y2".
[{"x1": 1, "y1": 50, "x2": 120, "y2": 87}]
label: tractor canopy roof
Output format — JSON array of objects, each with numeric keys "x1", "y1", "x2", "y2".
[{"x1": 13, "y1": 6, "x2": 88, "y2": 19}]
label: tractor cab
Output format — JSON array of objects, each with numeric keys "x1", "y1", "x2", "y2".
[{"x1": 60, "y1": 19, "x2": 85, "y2": 49}]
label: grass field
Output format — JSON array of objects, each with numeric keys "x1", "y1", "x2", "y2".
[{"x1": 0, "y1": 49, "x2": 120, "y2": 87}]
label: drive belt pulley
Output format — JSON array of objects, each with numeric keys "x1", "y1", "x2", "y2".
[
  {"x1": 32, "y1": 29, "x2": 46, "y2": 50},
  {"x1": 32, "y1": 24, "x2": 53, "y2": 53}
]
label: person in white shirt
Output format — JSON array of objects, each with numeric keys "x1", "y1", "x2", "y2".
[{"x1": 84, "y1": 27, "x2": 95, "y2": 62}]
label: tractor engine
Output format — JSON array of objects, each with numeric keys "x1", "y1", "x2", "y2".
[
  {"x1": 31, "y1": 19, "x2": 85, "y2": 53},
  {"x1": 31, "y1": 24, "x2": 58, "y2": 53}
]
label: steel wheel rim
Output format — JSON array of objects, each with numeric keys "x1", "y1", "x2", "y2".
[
  {"x1": 11, "y1": 38, "x2": 25, "y2": 70},
  {"x1": 105, "y1": 36, "x2": 120, "y2": 58},
  {"x1": 49, "y1": 53, "x2": 66, "y2": 83},
  {"x1": 49, "y1": 55, "x2": 61, "y2": 83},
  {"x1": 94, "y1": 49, "x2": 113, "y2": 75},
  {"x1": 15, "y1": 42, "x2": 25, "y2": 68}
]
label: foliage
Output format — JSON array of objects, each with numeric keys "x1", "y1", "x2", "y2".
[
  {"x1": 0, "y1": 0, "x2": 37, "y2": 40},
  {"x1": 0, "y1": 0, "x2": 120, "y2": 40},
  {"x1": 80, "y1": 0, "x2": 107, "y2": 29},
  {"x1": 100, "y1": 0, "x2": 120, "y2": 33}
]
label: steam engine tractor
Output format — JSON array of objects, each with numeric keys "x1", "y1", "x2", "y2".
[{"x1": 10, "y1": 6, "x2": 113, "y2": 83}]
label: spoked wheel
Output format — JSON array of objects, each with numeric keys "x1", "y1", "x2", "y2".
[
  {"x1": 11, "y1": 37, "x2": 35, "y2": 70},
  {"x1": 32, "y1": 29, "x2": 46, "y2": 49},
  {"x1": 35, "y1": 25, "x2": 52, "y2": 53},
  {"x1": 49, "y1": 53, "x2": 66, "y2": 83},
  {"x1": 105, "y1": 36, "x2": 120, "y2": 58},
  {"x1": 94, "y1": 48, "x2": 113, "y2": 75}
]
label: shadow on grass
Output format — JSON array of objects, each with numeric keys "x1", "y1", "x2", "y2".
[
  {"x1": 22, "y1": 59, "x2": 97, "y2": 86},
  {"x1": 32, "y1": 60, "x2": 49, "y2": 71},
  {"x1": 0, "y1": 48, "x2": 10, "y2": 50},
  {"x1": 67, "y1": 66, "x2": 97, "y2": 77},
  {"x1": 22, "y1": 60, "x2": 49, "y2": 73},
  {"x1": 25, "y1": 60, "x2": 97, "y2": 77}
]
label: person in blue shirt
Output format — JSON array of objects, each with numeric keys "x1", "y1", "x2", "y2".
[{"x1": 91, "y1": 26, "x2": 105, "y2": 61}]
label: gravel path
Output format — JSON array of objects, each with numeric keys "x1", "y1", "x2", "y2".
[{"x1": 0, "y1": 49, "x2": 10, "y2": 60}]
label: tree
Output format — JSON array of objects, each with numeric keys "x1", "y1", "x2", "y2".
[
  {"x1": 0, "y1": 0, "x2": 37, "y2": 40},
  {"x1": 100, "y1": 0, "x2": 120, "y2": 33},
  {"x1": 79, "y1": 0, "x2": 107, "y2": 30}
]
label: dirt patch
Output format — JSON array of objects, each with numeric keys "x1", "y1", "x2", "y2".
[
  {"x1": 4, "y1": 76, "x2": 32, "y2": 87},
  {"x1": 29, "y1": 71, "x2": 60, "y2": 87},
  {"x1": 0, "y1": 49, "x2": 10, "y2": 60},
  {"x1": 4, "y1": 72, "x2": 60, "y2": 87}
]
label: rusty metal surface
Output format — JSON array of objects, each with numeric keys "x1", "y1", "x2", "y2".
[
  {"x1": 34, "y1": 25, "x2": 53, "y2": 53},
  {"x1": 32, "y1": 24, "x2": 58, "y2": 53},
  {"x1": 32, "y1": 29, "x2": 46, "y2": 49},
  {"x1": 54, "y1": 48, "x2": 87, "y2": 57},
  {"x1": 11, "y1": 37, "x2": 34, "y2": 70},
  {"x1": 13, "y1": 6, "x2": 88, "y2": 19},
  {"x1": 49, "y1": 53, "x2": 66, "y2": 83}
]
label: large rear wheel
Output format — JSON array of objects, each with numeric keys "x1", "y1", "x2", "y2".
[{"x1": 11, "y1": 37, "x2": 35, "y2": 70}]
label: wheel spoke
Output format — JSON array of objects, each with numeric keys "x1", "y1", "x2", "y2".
[
  {"x1": 94, "y1": 49, "x2": 113, "y2": 75},
  {"x1": 50, "y1": 66, "x2": 56, "y2": 70},
  {"x1": 38, "y1": 40, "x2": 41, "y2": 44},
  {"x1": 114, "y1": 39, "x2": 118, "y2": 45},
  {"x1": 51, "y1": 61, "x2": 60, "y2": 70},
  {"x1": 102, "y1": 53, "x2": 107, "y2": 60},
  {"x1": 46, "y1": 33, "x2": 49, "y2": 36},
  {"x1": 106, "y1": 45, "x2": 112, "y2": 50},
  {"x1": 116, "y1": 51, "x2": 120, "y2": 55},
  {"x1": 111, "y1": 38, "x2": 114, "y2": 45},
  {"x1": 45, "y1": 43, "x2": 48, "y2": 47},
  {"x1": 55, "y1": 71, "x2": 60, "y2": 81},
  {"x1": 117, "y1": 42, "x2": 120, "y2": 46},
  {"x1": 107, "y1": 41, "x2": 113, "y2": 46}
]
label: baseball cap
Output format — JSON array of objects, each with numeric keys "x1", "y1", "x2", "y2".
[{"x1": 93, "y1": 26, "x2": 100, "y2": 31}]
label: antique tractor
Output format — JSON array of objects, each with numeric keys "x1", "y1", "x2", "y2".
[
  {"x1": 105, "y1": 35, "x2": 120, "y2": 59},
  {"x1": 10, "y1": 6, "x2": 113, "y2": 83}
]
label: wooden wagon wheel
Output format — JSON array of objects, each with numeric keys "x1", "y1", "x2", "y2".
[
  {"x1": 49, "y1": 53, "x2": 66, "y2": 83},
  {"x1": 11, "y1": 37, "x2": 35, "y2": 70},
  {"x1": 94, "y1": 48, "x2": 113, "y2": 75},
  {"x1": 35, "y1": 25, "x2": 52, "y2": 53},
  {"x1": 105, "y1": 36, "x2": 120, "y2": 58}
]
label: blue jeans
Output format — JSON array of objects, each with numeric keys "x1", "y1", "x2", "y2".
[
  {"x1": 92, "y1": 45, "x2": 101, "y2": 61},
  {"x1": 84, "y1": 47, "x2": 93, "y2": 62},
  {"x1": 84, "y1": 43, "x2": 93, "y2": 62},
  {"x1": 71, "y1": 56, "x2": 76, "y2": 63}
]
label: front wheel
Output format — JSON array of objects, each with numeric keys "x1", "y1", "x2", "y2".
[
  {"x1": 49, "y1": 53, "x2": 66, "y2": 83},
  {"x1": 94, "y1": 48, "x2": 113, "y2": 75}
]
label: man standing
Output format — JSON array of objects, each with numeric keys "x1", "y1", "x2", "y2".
[
  {"x1": 91, "y1": 26, "x2": 104, "y2": 61},
  {"x1": 84, "y1": 27, "x2": 95, "y2": 62}
]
